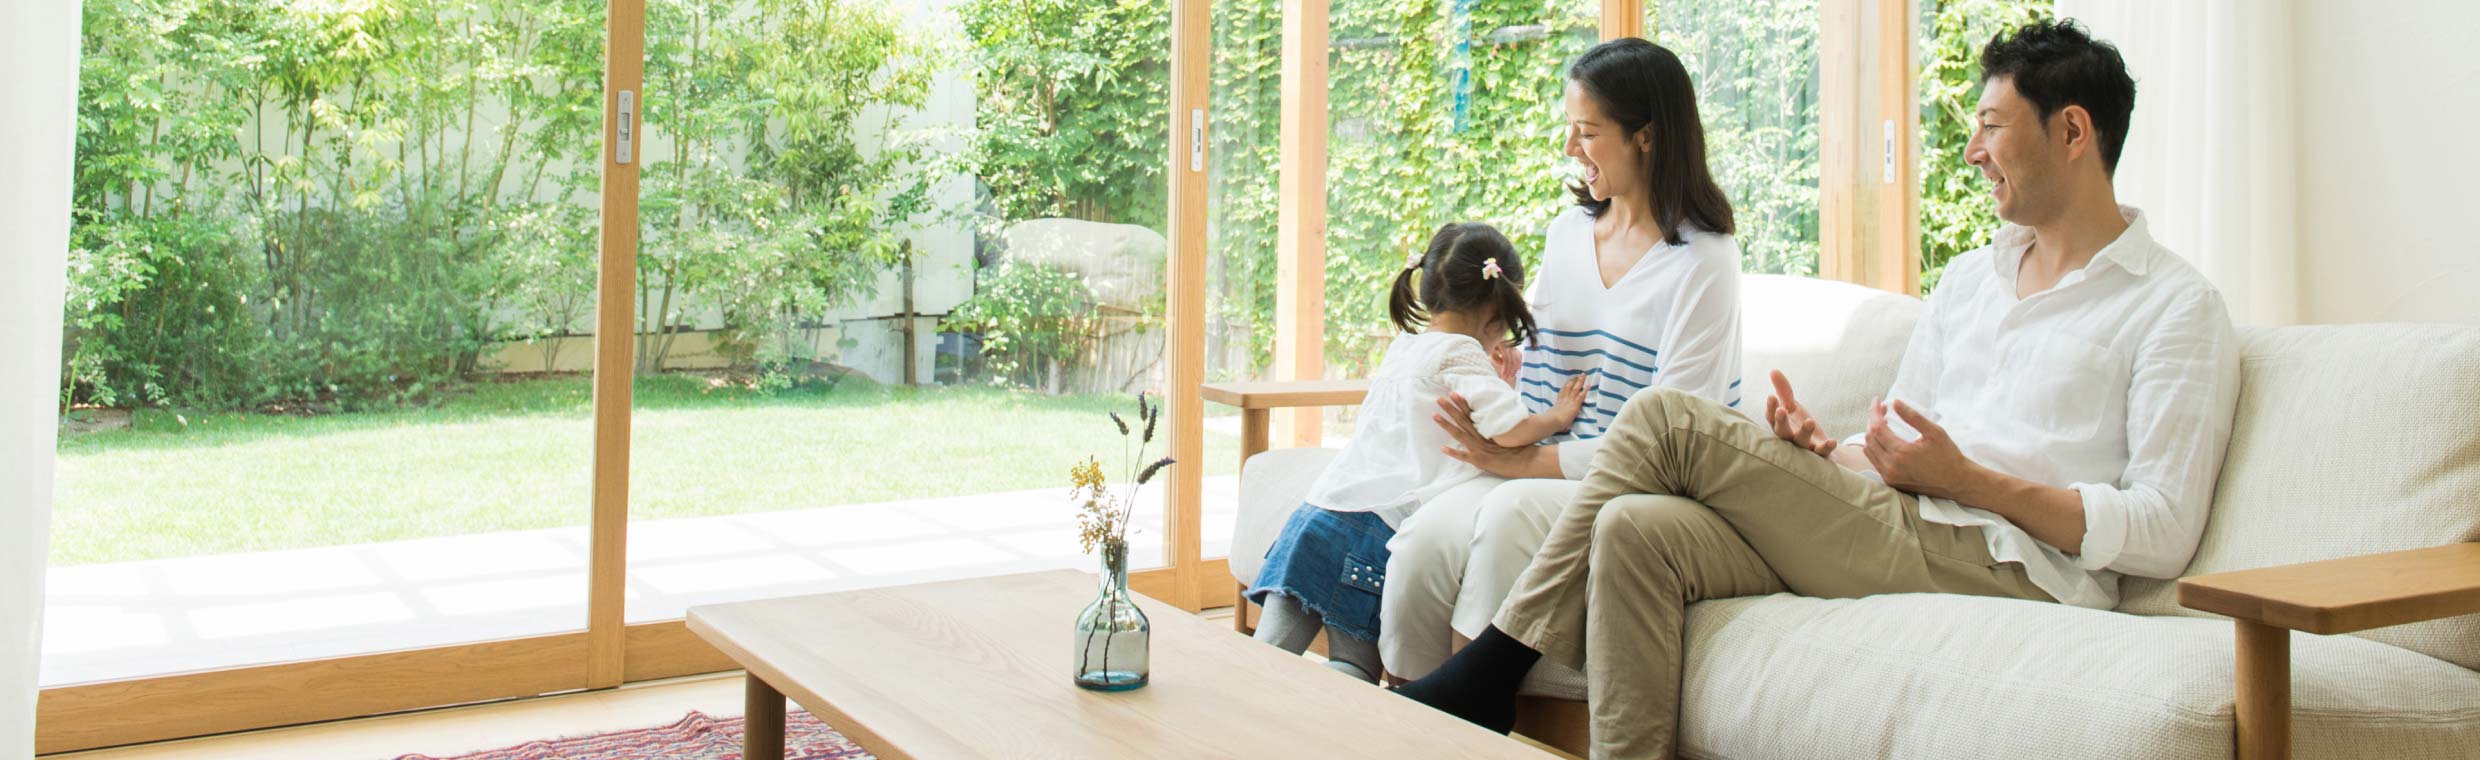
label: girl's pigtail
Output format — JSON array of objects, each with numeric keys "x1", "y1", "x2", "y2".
[{"x1": 1388, "y1": 257, "x2": 1428, "y2": 334}]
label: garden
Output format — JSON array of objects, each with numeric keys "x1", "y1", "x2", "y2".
[{"x1": 54, "y1": 0, "x2": 2047, "y2": 564}]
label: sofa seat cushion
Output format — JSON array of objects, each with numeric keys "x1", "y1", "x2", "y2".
[{"x1": 1672, "y1": 593, "x2": 2480, "y2": 760}]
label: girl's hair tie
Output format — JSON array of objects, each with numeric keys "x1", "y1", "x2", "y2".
[
  {"x1": 1404, "y1": 250, "x2": 1424, "y2": 270},
  {"x1": 1481, "y1": 257, "x2": 1503, "y2": 281}
]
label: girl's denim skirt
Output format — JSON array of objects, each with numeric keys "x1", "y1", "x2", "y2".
[{"x1": 1245, "y1": 503, "x2": 1393, "y2": 643}]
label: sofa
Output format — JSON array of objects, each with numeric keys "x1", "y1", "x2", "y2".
[{"x1": 1220, "y1": 275, "x2": 2480, "y2": 759}]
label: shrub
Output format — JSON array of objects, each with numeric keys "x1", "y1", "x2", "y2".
[{"x1": 942, "y1": 260, "x2": 1105, "y2": 391}]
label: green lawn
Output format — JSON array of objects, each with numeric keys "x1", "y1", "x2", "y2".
[{"x1": 51, "y1": 375, "x2": 1239, "y2": 566}]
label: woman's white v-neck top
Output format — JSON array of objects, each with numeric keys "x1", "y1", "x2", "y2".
[{"x1": 1519, "y1": 206, "x2": 1746, "y2": 477}]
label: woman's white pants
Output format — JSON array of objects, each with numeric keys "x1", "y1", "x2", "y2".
[{"x1": 1379, "y1": 477, "x2": 1578, "y2": 679}]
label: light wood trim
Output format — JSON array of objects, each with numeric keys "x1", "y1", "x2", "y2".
[
  {"x1": 1816, "y1": 0, "x2": 1860, "y2": 284},
  {"x1": 622, "y1": 618, "x2": 741, "y2": 681},
  {"x1": 1874, "y1": 0, "x2": 1920, "y2": 295},
  {"x1": 1162, "y1": 0, "x2": 1210, "y2": 612},
  {"x1": 587, "y1": 0, "x2": 647, "y2": 690},
  {"x1": 1199, "y1": 379, "x2": 1371, "y2": 410},
  {"x1": 35, "y1": 633, "x2": 590, "y2": 755},
  {"x1": 1241, "y1": 408, "x2": 1271, "y2": 465},
  {"x1": 2234, "y1": 620, "x2": 2290, "y2": 760},
  {"x1": 1132, "y1": 558, "x2": 1235, "y2": 610},
  {"x1": 1513, "y1": 696, "x2": 1592, "y2": 759},
  {"x1": 1600, "y1": 0, "x2": 1642, "y2": 41},
  {"x1": 1274, "y1": 0, "x2": 1329, "y2": 450},
  {"x1": 2176, "y1": 542, "x2": 2480, "y2": 635}
]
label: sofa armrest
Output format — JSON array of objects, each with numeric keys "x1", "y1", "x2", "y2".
[
  {"x1": 1205, "y1": 380, "x2": 1368, "y2": 637},
  {"x1": 2177, "y1": 543, "x2": 2480, "y2": 760},
  {"x1": 2176, "y1": 542, "x2": 2480, "y2": 634},
  {"x1": 1199, "y1": 379, "x2": 1370, "y2": 410},
  {"x1": 1201, "y1": 379, "x2": 1370, "y2": 468}
]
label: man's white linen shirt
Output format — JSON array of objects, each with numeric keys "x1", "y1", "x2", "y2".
[{"x1": 1850, "y1": 206, "x2": 2242, "y2": 609}]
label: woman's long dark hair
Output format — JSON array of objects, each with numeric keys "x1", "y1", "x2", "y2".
[
  {"x1": 1389, "y1": 222, "x2": 1538, "y2": 347},
  {"x1": 1565, "y1": 38, "x2": 1735, "y2": 245}
]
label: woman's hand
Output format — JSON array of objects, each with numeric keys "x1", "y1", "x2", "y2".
[{"x1": 1435, "y1": 391, "x2": 1564, "y2": 479}]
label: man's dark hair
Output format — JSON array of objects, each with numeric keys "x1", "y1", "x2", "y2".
[{"x1": 1980, "y1": 18, "x2": 2137, "y2": 175}]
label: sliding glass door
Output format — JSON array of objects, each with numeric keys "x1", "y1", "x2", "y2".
[{"x1": 48, "y1": 0, "x2": 605, "y2": 689}]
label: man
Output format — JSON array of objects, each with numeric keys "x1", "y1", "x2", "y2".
[{"x1": 1395, "y1": 19, "x2": 2243, "y2": 760}]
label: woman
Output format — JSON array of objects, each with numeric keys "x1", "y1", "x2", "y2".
[{"x1": 1379, "y1": 37, "x2": 1744, "y2": 680}]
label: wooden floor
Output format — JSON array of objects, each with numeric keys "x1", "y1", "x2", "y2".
[{"x1": 41, "y1": 672, "x2": 754, "y2": 760}]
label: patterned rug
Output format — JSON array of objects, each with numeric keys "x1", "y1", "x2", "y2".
[{"x1": 394, "y1": 710, "x2": 875, "y2": 760}]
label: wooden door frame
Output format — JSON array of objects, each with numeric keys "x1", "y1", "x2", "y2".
[{"x1": 1820, "y1": 0, "x2": 1921, "y2": 295}]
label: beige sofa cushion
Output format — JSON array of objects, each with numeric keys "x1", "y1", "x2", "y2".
[
  {"x1": 1228, "y1": 447, "x2": 1341, "y2": 587},
  {"x1": 1679, "y1": 593, "x2": 2480, "y2": 760},
  {"x1": 1737, "y1": 274, "x2": 1920, "y2": 439},
  {"x1": 2117, "y1": 324, "x2": 2480, "y2": 670}
]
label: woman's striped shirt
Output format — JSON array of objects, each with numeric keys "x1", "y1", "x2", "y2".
[{"x1": 1516, "y1": 207, "x2": 1746, "y2": 476}]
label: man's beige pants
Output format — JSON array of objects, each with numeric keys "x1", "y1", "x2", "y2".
[{"x1": 1493, "y1": 389, "x2": 2055, "y2": 760}]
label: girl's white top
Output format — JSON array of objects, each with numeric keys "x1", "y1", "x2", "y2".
[
  {"x1": 1302, "y1": 332, "x2": 1528, "y2": 528},
  {"x1": 1520, "y1": 207, "x2": 1746, "y2": 478}
]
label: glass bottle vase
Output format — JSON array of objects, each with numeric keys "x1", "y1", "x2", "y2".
[{"x1": 1072, "y1": 539, "x2": 1150, "y2": 691}]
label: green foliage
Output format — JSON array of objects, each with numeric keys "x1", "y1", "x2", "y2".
[
  {"x1": 1920, "y1": 0, "x2": 2052, "y2": 291},
  {"x1": 1655, "y1": 0, "x2": 1822, "y2": 278},
  {"x1": 941, "y1": 261, "x2": 1105, "y2": 389},
  {"x1": 1313, "y1": 0, "x2": 1604, "y2": 372},
  {"x1": 65, "y1": 0, "x2": 942, "y2": 410},
  {"x1": 62, "y1": 214, "x2": 267, "y2": 409},
  {"x1": 958, "y1": 0, "x2": 1822, "y2": 379},
  {"x1": 1186, "y1": 0, "x2": 1602, "y2": 375},
  {"x1": 63, "y1": 0, "x2": 2046, "y2": 408},
  {"x1": 959, "y1": 0, "x2": 1170, "y2": 230},
  {"x1": 632, "y1": 0, "x2": 946, "y2": 371}
]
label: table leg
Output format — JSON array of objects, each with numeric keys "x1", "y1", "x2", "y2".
[
  {"x1": 745, "y1": 672, "x2": 786, "y2": 759},
  {"x1": 1235, "y1": 409, "x2": 1270, "y2": 634},
  {"x1": 1240, "y1": 408, "x2": 1269, "y2": 465},
  {"x1": 2234, "y1": 620, "x2": 2290, "y2": 760},
  {"x1": 1233, "y1": 580, "x2": 1254, "y2": 635}
]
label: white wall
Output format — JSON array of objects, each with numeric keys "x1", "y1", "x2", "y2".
[
  {"x1": 1, "y1": 0, "x2": 81, "y2": 756},
  {"x1": 2291, "y1": 0, "x2": 2480, "y2": 324}
]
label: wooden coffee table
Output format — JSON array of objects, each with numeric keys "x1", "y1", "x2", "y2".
[{"x1": 686, "y1": 570, "x2": 1548, "y2": 759}]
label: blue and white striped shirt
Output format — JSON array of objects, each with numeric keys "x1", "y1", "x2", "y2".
[{"x1": 1520, "y1": 207, "x2": 1746, "y2": 477}]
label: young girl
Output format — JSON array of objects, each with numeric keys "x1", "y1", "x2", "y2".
[{"x1": 1247, "y1": 222, "x2": 1589, "y2": 683}]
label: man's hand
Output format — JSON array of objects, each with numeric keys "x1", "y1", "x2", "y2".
[
  {"x1": 1861, "y1": 396, "x2": 2086, "y2": 554},
  {"x1": 1763, "y1": 370, "x2": 1838, "y2": 458},
  {"x1": 1860, "y1": 397, "x2": 1981, "y2": 500},
  {"x1": 1435, "y1": 391, "x2": 1563, "y2": 479}
]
